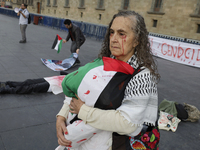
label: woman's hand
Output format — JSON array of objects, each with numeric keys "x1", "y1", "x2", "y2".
[
  {"x1": 69, "y1": 95, "x2": 85, "y2": 114},
  {"x1": 56, "y1": 116, "x2": 72, "y2": 146}
]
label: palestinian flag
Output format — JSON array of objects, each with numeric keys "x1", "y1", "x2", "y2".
[
  {"x1": 52, "y1": 34, "x2": 63, "y2": 53},
  {"x1": 62, "y1": 57, "x2": 138, "y2": 110}
]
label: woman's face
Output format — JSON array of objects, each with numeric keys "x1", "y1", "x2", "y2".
[{"x1": 109, "y1": 16, "x2": 138, "y2": 62}]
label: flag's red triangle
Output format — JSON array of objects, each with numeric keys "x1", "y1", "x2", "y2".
[
  {"x1": 103, "y1": 57, "x2": 134, "y2": 75},
  {"x1": 57, "y1": 34, "x2": 62, "y2": 40}
]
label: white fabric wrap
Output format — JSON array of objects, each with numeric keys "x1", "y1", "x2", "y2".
[
  {"x1": 60, "y1": 66, "x2": 115, "y2": 150},
  {"x1": 117, "y1": 68, "x2": 158, "y2": 136},
  {"x1": 44, "y1": 75, "x2": 65, "y2": 95}
]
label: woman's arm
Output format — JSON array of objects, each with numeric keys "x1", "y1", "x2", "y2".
[
  {"x1": 56, "y1": 115, "x2": 72, "y2": 146},
  {"x1": 69, "y1": 97, "x2": 139, "y2": 135},
  {"x1": 57, "y1": 103, "x2": 69, "y2": 120},
  {"x1": 78, "y1": 104, "x2": 139, "y2": 135},
  {"x1": 56, "y1": 97, "x2": 71, "y2": 146}
]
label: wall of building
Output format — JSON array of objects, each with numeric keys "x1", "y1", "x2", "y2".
[
  {"x1": 11, "y1": 0, "x2": 200, "y2": 41},
  {"x1": 144, "y1": 0, "x2": 200, "y2": 40}
]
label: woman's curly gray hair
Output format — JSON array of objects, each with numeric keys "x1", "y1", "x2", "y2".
[{"x1": 98, "y1": 11, "x2": 160, "y2": 81}]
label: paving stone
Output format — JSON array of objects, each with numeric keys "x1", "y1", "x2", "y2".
[
  {"x1": 0, "y1": 136, "x2": 5, "y2": 150},
  {"x1": 1, "y1": 123, "x2": 58, "y2": 150},
  {"x1": 33, "y1": 102, "x2": 64, "y2": 122},
  {"x1": 0, "y1": 93, "x2": 63, "y2": 110},
  {"x1": 0, "y1": 106, "x2": 47, "y2": 132}
]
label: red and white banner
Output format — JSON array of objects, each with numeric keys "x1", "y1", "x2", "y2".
[{"x1": 149, "y1": 36, "x2": 200, "y2": 68}]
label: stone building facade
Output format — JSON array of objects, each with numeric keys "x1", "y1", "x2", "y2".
[{"x1": 11, "y1": 0, "x2": 200, "y2": 41}]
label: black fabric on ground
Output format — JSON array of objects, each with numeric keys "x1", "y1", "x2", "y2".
[
  {"x1": 5, "y1": 78, "x2": 49, "y2": 94},
  {"x1": 60, "y1": 71, "x2": 69, "y2": 75},
  {"x1": 175, "y1": 103, "x2": 188, "y2": 120}
]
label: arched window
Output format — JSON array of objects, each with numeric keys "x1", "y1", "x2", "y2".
[
  {"x1": 65, "y1": 0, "x2": 69, "y2": 7},
  {"x1": 30, "y1": 0, "x2": 33, "y2": 5},
  {"x1": 47, "y1": 0, "x2": 50, "y2": 5},
  {"x1": 123, "y1": 0, "x2": 129, "y2": 10},
  {"x1": 53, "y1": 0, "x2": 57, "y2": 6},
  {"x1": 197, "y1": 24, "x2": 200, "y2": 33},
  {"x1": 154, "y1": 0, "x2": 162, "y2": 12},
  {"x1": 80, "y1": 0, "x2": 84, "y2": 8},
  {"x1": 98, "y1": 0, "x2": 104, "y2": 9},
  {"x1": 199, "y1": 4, "x2": 200, "y2": 14}
]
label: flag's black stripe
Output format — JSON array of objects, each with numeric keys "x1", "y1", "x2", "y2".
[
  {"x1": 95, "y1": 66, "x2": 143, "y2": 110},
  {"x1": 52, "y1": 35, "x2": 58, "y2": 49},
  {"x1": 94, "y1": 72, "x2": 132, "y2": 110}
]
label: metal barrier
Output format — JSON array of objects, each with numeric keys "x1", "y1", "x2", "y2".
[
  {"x1": 52, "y1": 18, "x2": 62, "y2": 29},
  {"x1": 60, "y1": 19, "x2": 68, "y2": 32},
  {"x1": 0, "y1": 7, "x2": 199, "y2": 44},
  {"x1": 149, "y1": 32, "x2": 200, "y2": 45},
  {"x1": 0, "y1": 7, "x2": 107, "y2": 40}
]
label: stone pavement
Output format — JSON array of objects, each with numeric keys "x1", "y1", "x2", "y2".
[{"x1": 0, "y1": 14, "x2": 200, "y2": 150}]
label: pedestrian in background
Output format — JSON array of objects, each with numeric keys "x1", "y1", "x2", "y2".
[
  {"x1": 62, "y1": 19, "x2": 86, "y2": 65},
  {"x1": 17, "y1": 3, "x2": 29, "y2": 43}
]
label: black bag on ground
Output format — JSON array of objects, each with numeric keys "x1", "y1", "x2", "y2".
[
  {"x1": 175, "y1": 103, "x2": 188, "y2": 120},
  {"x1": 28, "y1": 14, "x2": 31, "y2": 24}
]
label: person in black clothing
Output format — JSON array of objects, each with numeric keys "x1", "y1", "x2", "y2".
[
  {"x1": 0, "y1": 78, "x2": 49, "y2": 94},
  {"x1": 62, "y1": 19, "x2": 86, "y2": 65},
  {"x1": 0, "y1": 72, "x2": 69, "y2": 94}
]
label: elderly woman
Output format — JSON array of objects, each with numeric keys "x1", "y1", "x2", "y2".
[{"x1": 56, "y1": 11, "x2": 160, "y2": 150}]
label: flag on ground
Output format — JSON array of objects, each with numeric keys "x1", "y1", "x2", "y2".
[{"x1": 52, "y1": 34, "x2": 63, "y2": 53}]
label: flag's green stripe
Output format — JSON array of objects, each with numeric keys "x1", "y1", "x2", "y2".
[
  {"x1": 57, "y1": 40, "x2": 63, "y2": 53},
  {"x1": 62, "y1": 58, "x2": 104, "y2": 98}
]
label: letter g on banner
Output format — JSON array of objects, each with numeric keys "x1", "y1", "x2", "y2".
[{"x1": 161, "y1": 43, "x2": 168, "y2": 55}]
